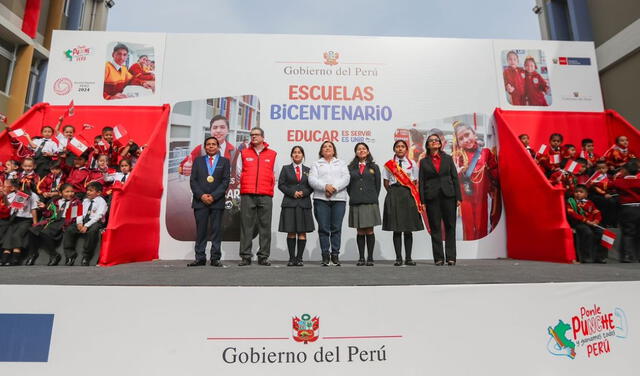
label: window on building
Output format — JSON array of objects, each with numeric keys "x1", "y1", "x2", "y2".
[
  {"x1": 24, "y1": 60, "x2": 40, "y2": 109},
  {"x1": 0, "y1": 38, "x2": 16, "y2": 95}
]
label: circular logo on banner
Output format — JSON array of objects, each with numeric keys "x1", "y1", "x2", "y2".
[{"x1": 53, "y1": 77, "x2": 73, "y2": 95}]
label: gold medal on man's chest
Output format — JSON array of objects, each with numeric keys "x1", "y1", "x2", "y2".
[{"x1": 207, "y1": 176, "x2": 214, "y2": 183}]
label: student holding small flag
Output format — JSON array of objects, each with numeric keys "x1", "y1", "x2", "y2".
[
  {"x1": 384, "y1": 140, "x2": 424, "y2": 266},
  {"x1": 98, "y1": 127, "x2": 121, "y2": 168},
  {"x1": 60, "y1": 151, "x2": 91, "y2": 198},
  {"x1": 188, "y1": 136, "x2": 230, "y2": 267},
  {"x1": 566, "y1": 184, "x2": 607, "y2": 263},
  {"x1": 537, "y1": 133, "x2": 563, "y2": 176},
  {"x1": 587, "y1": 160, "x2": 617, "y2": 227},
  {"x1": 604, "y1": 136, "x2": 636, "y2": 173},
  {"x1": 62, "y1": 181, "x2": 108, "y2": 266},
  {"x1": 609, "y1": 162, "x2": 640, "y2": 262},
  {"x1": 25, "y1": 126, "x2": 58, "y2": 177},
  {"x1": 18, "y1": 157, "x2": 39, "y2": 193},
  {"x1": 0, "y1": 179, "x2": 39, "y2": 266},
  {"x1": 580, "y1": 138, "x2": 600, "y2": 174},
  {"x1": 36, "y1": 161, "x2": 66, "y2": 202}
]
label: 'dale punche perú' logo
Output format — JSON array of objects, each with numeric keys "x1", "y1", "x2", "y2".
[
  {"x1": 547, "y1": 304, "x2": 628, "y2": 359},
  {"x1": 292, "y1": 314, "x2": 319, "y2": 344}
]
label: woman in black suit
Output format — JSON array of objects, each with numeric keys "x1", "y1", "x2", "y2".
[
  {"x1": 419, "y1": 133, "x2": 462, "y2": 266},
  {"x1": 278, "y1": 145, "x2": 314, "y2": 266}
]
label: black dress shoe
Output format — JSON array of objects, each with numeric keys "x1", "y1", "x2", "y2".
[
  {"x1": 330, "y1": 254, "x2": 341, "y2": 266},
  {"x1": 435, "y1": 260, "x2": 444, "y2": 266},
  {"x1": 210, "y1": 259, "x2": 223, "y2": 267},
  {"x1": 81, "y1": 257, "x2": 91, "y2": 266},
  {"x1": 447, "y1": 260, "x2": 456, "y2": 266},
  {"x1": 295, "y1": 259, "x2": 304, "y2": 266},
  {"x1": 620, "y1": 257, "x2": 632, "y2": 263},
  {"x1": 321, "y1": 254, "x2": 330, "y2": 266},
  {"x1": 258, "y1": 257, "x2": 271, "y2": 266},
  {"x1": 356, "y1": 259, "x2": 365, "y2": 266},
  {"x1": 0, "y1": 252, "x2": 9, "y2": 266},
  {"x1": 595, "y1": 259, "x2": 607, "y2": 264},
  {"x1": 405, "y1": 259, "x2": 416, "y2": 266},
  {"x1": 9, "y1": 253, "x2": 22, "y2": 266},
  {"x1": 366, "y1": 259, "x2": 374, "y2": 266},
  {"x1": 238, "y1": 258, "x2": 252, "y2": 266},
  {"x1": 48, "y1": 254, "x2": 61, "y2": 266},
  {"x1": 65, "y1": 256, "x2": 77, "y2": 266},
  {"x1": 25, "y1": 254, "x2": 38, "y2": 266},
  {"x1": 287, "y1": 259, "x2": 296, "y2": 266},
  {"x1": 187, "y1": 260, "x2": 206, "y2": 267},
  {"x1": 394, "y1": 259, "x2": 403, "y2": 266}
]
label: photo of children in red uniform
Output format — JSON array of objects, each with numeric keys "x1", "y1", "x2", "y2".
[
  {"x1": 103, "y1": 41, "x2": 156, "y2": 100},
  {"x1": 501, "y1": 49, "x2": 552, "y2": 106},
  {"x1": 395, "y1": 113, "x2": 501, "y2": 241},
  {"x1": 165, "y1": 96, "x2": 260, "y2": 242}
]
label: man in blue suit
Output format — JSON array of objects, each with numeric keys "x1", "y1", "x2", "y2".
[{"x1": 188, "y1": 136, "x2": 231, "y2": 267}]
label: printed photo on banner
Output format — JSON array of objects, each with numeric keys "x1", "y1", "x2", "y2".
[
  {"x1": 501, "y1": 49, "x2": 552, "y2": 106},
  {"x1": 103, "y1": 41, "x2": 156, "y2": 100},
  {"x1": 166, "y1": 95, "x2": 260, "y2": 242},
  {"x1": 395, "y1": 113, "x2": 501, "y2": 241}
]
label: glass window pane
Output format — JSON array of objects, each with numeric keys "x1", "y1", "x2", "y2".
[{"x1": 0, "y1": 55, "x2": 11, "y2": 93}]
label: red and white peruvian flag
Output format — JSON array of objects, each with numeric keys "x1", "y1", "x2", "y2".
[
  {"x1": 67, "y1": 135, "x2": 90, "y2": 156},
  {"x1": 9, "y1": 191, "x2": 30, "y2": 210},
  {"x1": 551, "y1": 153, "x2": 561, "y2": 164},
  {"x1": 600, "y1": 229, "x2": 617, "y2": 250},
  {"x1": 8, "y1": 128, "x2": 30, "y2": 146},
  {"x1": 113, "y1": 124, "x2": 130, "y2": 147},
  {"x1": 564, "y1": 160, "x2": 581, "y2": 174},
  {"x1": 67, "y1": 203, "x2": 83, "y2": 220},
  {"x1": 587, "y1": 171, "x2": 606, "y2": 184},
  {"x1": 54, "y1": 132, "x2": 67, "y2": 146},
  {"x1": 0, "y1": 112, "x2": 7, "y2": 123},
  {"x1": 64, "y1": 100, "x2": 75, "y2": 118},
  {"x1": 537, "y1": 144, "x2": 547, "y2": 155}
]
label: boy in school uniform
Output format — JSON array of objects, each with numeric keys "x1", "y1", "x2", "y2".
[
  {"x1": 0, "y1": 179, "x2": 40, "y2": 266},
  {"x1": 36, "y1": 161, "x2": 66, "y2": 203},
  {"x1": 587, "y1": 160, "x2": 617, "y2": 227},
  {"x1": 550, "y1": 158, "x2": 588, "y2": 197},
  {"x1": 28, "y1": 183, "x2": 80, "y2": 266},
  {"x1": 605, "y1": 135, "x2": 636, "y2": 174},
  {"x1": 518, "y1": 134, "x2": 536, "y2": 159},
  {"x1": 25, "y1": 126, "x2": 59, "y2": 177},
  {"x1": 61, "y1": 151, "x2": 91, "y2": 198},
  {"x1": 18, "y1": 157, "x2": 40, "y2": 193},
  {"x1": 100, "y1": 127, "x2": 121, "y2": 168},
  {"x1": 537, "y1": 133, "x2": 563, "y2": 176},
  {"x1": 560, "y1": 144, "x2": 577, "y2": 168},
  {"x1": 609, "y1": 162, "x2": 640, "y2": 262},
  {"x1": 580, "y1": 138, "x2": 600, "y2": 175},
  {"x1": 566, "y1": 184, "x2": 607, "y2": 263},
  {"x1": 62, "y1": 181, "x2": 108, "y2": 266}
]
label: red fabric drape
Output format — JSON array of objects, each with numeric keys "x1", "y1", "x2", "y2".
[
  {"x1": 21, "y1": 0, "x2": 41, "y2": 38},
  {"x1": 1, "y1": 103, "x2": 170, "y2": 266},
  {"x1": 494, "y1": 109, "x2": 640, "y2": 263}
]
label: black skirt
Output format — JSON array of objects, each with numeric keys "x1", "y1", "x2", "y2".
[
  {"x1": 382, "y1": 185, "x2": 424, "y2": 232},
  {"x1": 30, "y1": 219, "x2": 65, "y2": 241},
  {"x1": 279, "y1": 206, "x2": 315, "y2": 233},
  {"x1": 3, "y1": 217, "x2": 33, "y2": 249}
]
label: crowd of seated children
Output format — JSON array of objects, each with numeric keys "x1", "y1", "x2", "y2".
[
  {"x1": 0, "y1": 119, "x2": 141, "y2": 266},
  {"x1": 519, "y1": 132, "x2": 640, "y2": 263}
]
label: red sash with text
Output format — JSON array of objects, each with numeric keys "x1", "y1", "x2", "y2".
[{"x1": 384, "y1": 159, "x2": 423, "y2": 213}]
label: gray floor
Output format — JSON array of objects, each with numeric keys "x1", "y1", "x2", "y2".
[{"x1": 1, "y1": 258, "x2": 640, "y2": 286}]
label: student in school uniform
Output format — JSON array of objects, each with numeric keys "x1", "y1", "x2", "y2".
[
  {"x1": 383, "y1": 140, "x2": 424, "y2": 266},
  {"x1": 549, "y1": 158, "x2": 588, "y2": 197},
  {"x1": 604, "y1": 136, "x2": 636, "y2": 174},
  {"x1": 523, "y1": 56, "x2": 550, "y2": 106},
  {"x1": 61, "y1": 151, "x2": 91, "y2": 198},
  {"x1": 566, "y1": 184, "x2": 607, "y2": 263},
  {"x1": 112, "y1": 159, "x2": 132, "y2": 184},
  {"x1": 2, "y1": 160, "x2": 19, "y2": 185},
  {"x1": 18, "y1": 157, "x2": 39, "y2": 194},
  {"x1": 419, "y1": 134, "x2": 462, "y2": 266},
  {"x1": 278, "y1": 146, "x2": 314, "y2": 266},
  {"x1": 36, "y1": 161, "x2": 66, "y2": 203},
  {"x1": 580, "y1": 138, "x2": 600, "y2": 175},
  {"x1": 28, "y1": 184, "x2": 80, "y2": 266},
  {"x1": 86, "y1": 154, "x2": 115, "y2": 196},
  {"x1": 188, "y1": 137, "x2": 231, "y2": 267},
  {"x1": 55, "y1": 122, "x2": 77, "y2": 167},
  {"x1": 62, "y1": 181, "x2": 108, "y2": 266},
  {"x1": 560, "y1": 144, "x2": 577, "y2": 167},
  {"x1": 0, "y1": 179, "x2": 39, "y2": 266},
  {"x1": 609, "y1": 162, "x2": 640, "y2": 263},
  {"x1": 503, "y1": 50, "x2": 526, "y2": 105},
  {"x1": 347, "y1": 143, "x2": 381, "y2": 266},
  {"x1": 518, "y1": 134, "x2": 536, "y2": 159},
  {"x1": 99, "y1": 127, "x2": 121, "y2": 168},
  {"x1": 537, "y1": 133, "x2": 564, "y2": 176},
  {"x1": 0, "y1": 184, "x2": 13, "y2": 260},
  {"x1": 588, "y1": 160, "x2": 617, "y2": 227},
  {"x1": 25, "y1": 126, "x2": 59, "y2": 177}
]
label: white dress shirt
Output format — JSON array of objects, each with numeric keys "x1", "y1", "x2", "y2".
[
  {"x1": 7, "y1": 192, "x2": 39, "y2": 218},
  {"x1": 382, "y1": 156, "x2": 418, "y2": 184},
  {"x1": 76, "y1": 196, "x2": 108, "y2": 227},
  {"x1": 308, "y1": 157, "x2": 350, "y2": 201},
  {"x1": 32, "y1": 138, "x2": 58, "y2": 155}
]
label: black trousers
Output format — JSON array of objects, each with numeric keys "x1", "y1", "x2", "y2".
[
  {"x1": 62, "y1": 222, "x2": 104, "y2": 258},
  {"x1": 619, "y1": 206, "x2": 640, "y2": 260},
  {"x1": 193, "y1": 207, "x2": 224, "y2": 261},
  {"x1": 570, "y1": 221, "x2": 606, "y2": 262},
  {"x1": 425, "y1": 193, "x2": 457, "y2": 263}
]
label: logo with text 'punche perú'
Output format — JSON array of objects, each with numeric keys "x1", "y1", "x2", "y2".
[{"x1": 547, "y1": 304, "x2": 628, "y2": 360}]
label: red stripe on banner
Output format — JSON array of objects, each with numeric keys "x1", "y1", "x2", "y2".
[
  {"x1": 322, "y1": 335, "x2": 403, "y2": 339},
  {"x1": 21, "y1": 0, "x2": 42, "y2": 38},
  {"x1": 473, "y1": 112, "x2": 477, "y2": 130},
  {"x1": 225, "y1": 97, "x2": 231, "y2": 119},
  {"x1": 207, "y1": 337, "x2": 289, "y2": 340}
]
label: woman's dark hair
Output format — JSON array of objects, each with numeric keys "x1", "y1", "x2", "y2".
[
  {"x1": 349, "y1": 142, "x2": 373, "y2": 168},
  {"x1": 393, "y1": 139, "x2": 408, "y2": 150},
  {"x1": 318, "y1": 141, "x2": 337, "y2": 158},
  {"x1": 127, "y1": 141, "x2": 140, "y2": 155},
  {"x1": 290, "y1": 145, "x2": 305, "y2": 159},
  {"x1": 424, "y1": 134, "x2": 444, "y2": 152}
]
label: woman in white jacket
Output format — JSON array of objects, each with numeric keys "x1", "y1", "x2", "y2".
[{"x1": 308, "y1": 141, "x2": 350, "y2": 266}]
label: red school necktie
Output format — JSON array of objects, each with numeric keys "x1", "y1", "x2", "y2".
[
  {"x1": 359, "y1": 164, "x2": 365, "y2": 174},
  {"x1": 295, "y1": 166, "x2": 301, "y2": 182}
]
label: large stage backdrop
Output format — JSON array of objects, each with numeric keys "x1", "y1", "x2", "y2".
[{"x1": 43, "y1": 32, "x2": 604, "y2": 260}]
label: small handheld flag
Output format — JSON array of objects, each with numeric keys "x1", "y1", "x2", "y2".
[
  {"x1": 67, "y1": 135, "x2": 90, "y2": 156},
  {"x1": 601, "y1": 229, "x2": 617, "y2": 250}
]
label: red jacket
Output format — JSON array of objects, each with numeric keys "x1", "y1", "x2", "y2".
[
  {"x1": 66, "y1": 167, "x2": 90, "y2": 193},
  {"x1": 567, "y1": 199, "x2": 602, "y2": 223},
  {"x1": 524, "y1": 71, "x2": 549, "y2": 106},
  {"x1": 610, "y1": 176, "x2": 640, "y2": 204},
  {"x1": 239, "y1": 143, "x2": 277, "y2": 196},
  {"x1": 604, "y1": 146, "x2": 636, "y2": 169},
  {"x1": 503, "y1": 67, "x2": 526, "y2": 105}
]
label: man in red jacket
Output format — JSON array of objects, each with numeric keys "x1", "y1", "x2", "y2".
[
  {"x1": 236, "y1": 127, "x2": 277, "y2": 266},
  {"x1": 610, "y1": 162, "x2": 640, "y2": 262}
]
